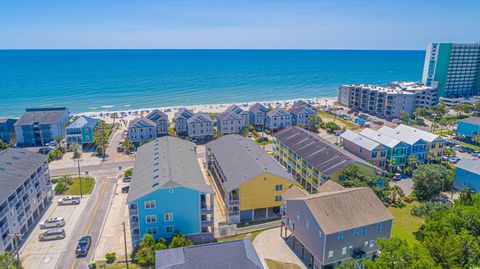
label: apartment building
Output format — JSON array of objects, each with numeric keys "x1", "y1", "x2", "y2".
[
  {"x1": 394, "y1": 124, "x2": 444, "y2": 159},
  {"x1": 14, "y1": 107, "x2": 70, "y2": 147},
  {"x1": 0, "y1": 148, "x2": 52, "y2": 252},
  {"x1": 127, "y1": 117, "x2": 157, "y2": 144},
  {"x1": 281, "y1": 181, "x2": 393, "y2": 269},
  {"x1": 359, "y1": 128, "x2": 408, "y2": 168},
  {"x1": 206, "y1": 135, "x2": 296, "y2": 224},
  {"x1": 338, "y1": 82, "x2": 436, "y2": 119},
  {"x1": 66, "y1": 115, "x2": 99, "y2": 148},
  {"x1": 456, "y1": 117, "x2": 480, "y2": 139},
  {"x1": 127, "y1": 137, "x2": 214, "y2": 247},
  {"x1": 273, "y1": 127, "x2": 383, "y2": 194},
  {"x1": 340, "y1": 130, "x2": 388, "y2": 169},
  {"x1": 377, "y1": 126, "x2": 427, "y2": 163},
  {"x1": 266, "y1": 108, "x2": 291, "y2": 131},
  {"x1": 0, "y1": 119, "x2": 17, "y2": 144},
  {"x1": 187, "y1": 113, "x2": 214, "y2": 144},
  {"x1": 249, "y1": 103, "x2": 270, "y2": 128},
  {"x1": 146, "y1": 109, "x2": 169, "y2": 136},
  {"x1": 422, "y1": 42, "x2": 480, "y2": 97},
  {"x1": 174, "y1": 108, "x2": 194, "y2": 136}
]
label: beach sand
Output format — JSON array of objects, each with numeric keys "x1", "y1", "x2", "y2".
[{"x1": 80, "y1": 97, "x2": 338, "y2": 125}]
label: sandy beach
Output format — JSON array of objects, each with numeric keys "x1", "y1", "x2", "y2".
[{"x1": 79, "y1": 97, "x2": 338, "y2": 125}]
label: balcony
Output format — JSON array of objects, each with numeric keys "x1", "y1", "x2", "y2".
[
  {"x1": 130, "y1": 221, "x2": 139, "y2": 229},
  {"x1": 228, "y1": 200, "x2": 240, "y2": 206},
  {"x1": 228, "y1": 211, "x2": 240, "y2": 217},
  {"x1": 129, "y1": 208, "x2": 138, "y2": 215},
  {"x1": 201, "y1": 206, "x2": 213, "y2": 214},
  {"x1": 201, "y1": 219, "x2": 214, "y2": 227}
]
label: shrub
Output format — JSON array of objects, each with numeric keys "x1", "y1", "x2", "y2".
[
  {"x1": 105, "y1": 252, "x2": 116, "y2": 263},
  {"x1": 124, "y1": 168, "x2": 133, "y2": 177},
  {"x1": 54, "y1": 181, "x2": 67, "y2": 194}
]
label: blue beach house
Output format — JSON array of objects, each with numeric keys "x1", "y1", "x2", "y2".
[
  {"x1": 127, "y1": 136, "x2": 214, "y2": 247},
  {"x1": 66, "y1": 115, "x2": 99, "y2": 148},
  {"x1": 457, "y1": 117, "x2": 480, "y2": 139},
  {"x1": 453, "y1": 159, "x2": 480, "y2": 193},
  {"x1": 360, "y1": 128, "x2": 408, "y2": 168},
  {"x1": 378, "y1": 126, "x2": 427, "y2": 163}
]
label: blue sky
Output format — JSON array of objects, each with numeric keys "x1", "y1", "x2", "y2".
[{"x1": 0, "y1": 0, "x2": 479, "y2": 49}]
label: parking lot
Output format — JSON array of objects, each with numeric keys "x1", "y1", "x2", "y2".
[{"x1": 20, "y1": 195, "x2": 90, "y2": 269}]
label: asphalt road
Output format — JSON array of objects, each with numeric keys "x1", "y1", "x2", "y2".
[
  {"x1": 55, "y1": 169, "x2": 118, "y2": 269},
  {"x1": 50, "y1": 160, "x2": 134, "y2": 177}
]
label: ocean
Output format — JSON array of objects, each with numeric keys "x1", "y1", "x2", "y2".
[{"x1": 0, "y1": 50, "x2": 425, "y2": 118}]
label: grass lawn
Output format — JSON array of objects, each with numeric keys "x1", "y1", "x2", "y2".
[
  {"x1": 388, "y1": 201, "x2": 424, "y2": 245},
  {"x1": 95, "y1": 260, "x2": 144, "y2": 269},
  {"x1": 317, "y1": 111, "x2": 360, "y2": 130},
  {"x1": 65, "y1": 176, "x2": 95, "y2": 195},
  {"x1": 433, "y1": 129, "x2": 454, "y2": 136},
  {"x1": 266, "y1": 259, "x2": 302, "y2": 269},
  {"x1": 460, "y1": 142, "x2": 480, "y2": 151},
  {"x1": 217, "y1": 228, "x2": 272, "y2": 242}
]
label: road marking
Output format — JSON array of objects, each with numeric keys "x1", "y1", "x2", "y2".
[{"x1": 70, "y1": 176, "x2": 109, "y2": 269}]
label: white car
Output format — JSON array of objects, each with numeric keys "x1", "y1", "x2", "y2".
[
  {"x1": 57, "y1": 196, "x2": 81, "y2": 205},
  {"x1": 39, "y1": 217, "x2": 65, "y2": 229}
]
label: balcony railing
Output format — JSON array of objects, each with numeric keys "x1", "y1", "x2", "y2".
[
  {"x1": 129, "y1": 208, "x2": 138, "y2": 215},
  {"x1": 228, "y1": 211, "x2": 240, "y2": 217},
  {"x1": 201, "y1": 220, "x2": 214, "y2": 227},
  {"x1": 228, "y1": 200, "x2": 240, "y2": 206},
  {"x1": 201, "y1": 207, "x2": 213, "y2": 214}
]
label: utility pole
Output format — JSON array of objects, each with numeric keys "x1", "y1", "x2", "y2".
[
  {"x1": 12, "y1": 233, "x2": 21, "y2": 269},
  {"x1": 77, "y1": 157, "x2": 83, "y2": 198},
  {"x1": 123, "y1": 222, "x2": 129, "y2": 269}
]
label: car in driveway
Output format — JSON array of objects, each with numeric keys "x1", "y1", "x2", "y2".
[
  {"x1": 39, "y1": 217, "x2": 65, "y2": 229},
  {"x1": 39, "y1": 228, "x2": 66, "y2": 241},
  {"x1": 448, "y1": 156, "x2": 461, "y2": 164},
  {"x1": 76, "y1": 236, "x2": 92, "y2": 257},
  {"x1": 122, "y1": 176, "x2": 131, "y2": 183},
  {"x1": 121, "y1": 186, "x2": 130, "y2": 193},
  {"x1": 58, "y1": 196, "x2": 81, "y2": 205}
]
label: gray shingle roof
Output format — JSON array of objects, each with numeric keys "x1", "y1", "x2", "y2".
[
  {"x1": 458, "y1": 117, "x2": 480, "y2": 125},
  {"x1": 217, "y1": 110, "x2": 243, "y2": 121},
  {"x1": 174, "y1": 108, "x2": 194, "y2": 120},
  {"x1": 456, "y1": 159, "x2": 480, "y2": 175},
  {"x1": 267, "y1": 107, "x2": 289, "y2": 117},
  {"x1": 0, "y1": 148, "x2": 47, "y2": 204},
  {"x1": 289, "y1": 105, "x2": 316, "y2": 115},
  {"x1": 187, "y1": 113, "x2": 214, "y2": 124},
  {"x1": 206, "y1": 134, "x2": 294, "y2": 192},
  {"x1": 274, "y1": 127, "x2": 380, "y2": 176},
  {"x1": 147, "y1": 110, "x2": 168, "y2": 122},
  {"x1": 127, "y1": 136, "x2": 212, "y2": 203},
  {"x1": 67, "y1": 115, "x2": 99, "y2": 129},
  {"x1": 14, "y1": 107, "x2": 68, "y2": 126},
  {"x1": 128, "y1": 117, "x2": 157, "y2": 128},
  {"x1": 155, "y1": 239, "x2": 265, "y2": 269},
  {"x1": 249, "y1": 103, "x2": 269, "y2": 113}
]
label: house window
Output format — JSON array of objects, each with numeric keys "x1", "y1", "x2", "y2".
[
  {"x1": 144, "y1": 200, "x2": 156, "y2": 209},
  {"x1": 376, "y1": 223, "x2": 382, "y2": 231},
  {"x1": 342, "y1": 247, "x2": 347, "y2": 255},
  {"x1": 364, "y1": 241, "x2": 368, "y2": 247},
  {"x1": 164, "y1": 213, "x2": 173, "y2": 222},
  {"x1": 165, "y1": 225, "x2": 174, "y2": 234},
  {"x1": 147, "y1": 228, "x2": 157, "y2": 235},
  {"x1": 361, "y1": 226, "x2": 367, "y2": 235},
  {"x1": 354, "y1": 228, "x2": 359, "y2": 237},
  {"x1": 305, "y1": 219, "x2": 309, "y2": 229},
  {"x1": 328, "y1": 250, "x2": 334, "y2": 259},
  {"x1": 372, "y1": 151, "x2": 377, "y2": 158},
  {"x1": 338, "y1": 232, "x2": 343, "y2": 241},
  {"x1": 275, "y1": 184, "x2": 283, "y2": 191},
  {"x1": 146, "y1": 215, "x2": 157, "y2": 223},
  {"x1": 369, "y1": 240, "x2": 375, "y2": 248},
  {"x1": 275, "y1": 195, "x2": 282, "y2": 202}
]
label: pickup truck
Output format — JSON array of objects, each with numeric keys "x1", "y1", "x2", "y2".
[
  {"x1": 57, "y1": 196, "x2": 81, "y2": 205},
  {"x1": 75, "y1": 236, "x2": 92, "y2": 256}
]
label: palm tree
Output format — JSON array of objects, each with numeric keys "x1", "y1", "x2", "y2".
[
  {"x1": 407, "y1": 155, "x2": 419, "y2": 171},
  {"x1": 389, "y1": 185, "x2": 405, "y2": 204},
  {"x1": 387, "y1": 158, "x2": 397, "y2": 173},
  {"x1": 426, "y1": 151, "x2": 436, "y2": 164},
  {"x1": 122, "y1": 137, "x2": 134, "y2": 155},
  {"x1": 110, "y1": 113, "x2": 119, "y2": 126},
  {"x1": 54, "y1": 136, "x2": 63, "y2": 150},
  {"x1": 0, "y1": 252, "x2": 20, "y2": 269},
  {"x1": 473, "y1": 133, "x2": 480, "y2": 147}
]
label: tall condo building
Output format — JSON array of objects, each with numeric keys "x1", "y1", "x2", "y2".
[{"x1": 422, "y1": 42, "x2": 480, "y2": 98}]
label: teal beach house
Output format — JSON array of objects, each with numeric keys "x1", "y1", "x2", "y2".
[
  {"x1": 66, "y1": 115, "x2": 99, "y2": 148},
  {"x1": 127, "y1": 136, "x2": 214, "y2": 247}
]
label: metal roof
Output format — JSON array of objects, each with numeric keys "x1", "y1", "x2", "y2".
[
  {"x1": 146, "y1": 110, "x2": 168, "y2": 122},
  {"x1": 127, "y1": 136, "x2": 213, "y2": 203},
  {"x1": 128, "y1": 117, "x2": 157, "y2": 128},
  {"x1": 249, "y1": 103, "x2": 269, "y2": 113},
  {"x1": 206, "y1": 134, "x2": 294, "y2": 192},
  {"x1": 340, "y1": 130, "x2": 383, "y2": 151},
  {"x1": 154, "y1": 239, "x2": 265, "y2": 269},
  {"x1": 394, "y1": 124, "x2": 441, "y2": 143},
  {"x1": 0, "y1": 148, "x2": 47, "y2": 205},
  {"x1": 217, "y1": 110, "x2": 243, "y2": 121},
  {"x1": 377, "y1": 126, "x2": 423, "y2": 146},
  {"x1": 274, "y1": 127, "x2": 379, "y2": 176},
  {"x1": 187, "y1": 113, "x2": 214, "y2": 124},
  {"x1": 359, "y1": 128, "x2": 402, "y2": 149},
  {"x1": 267, "y1": 107, "x2": 289, "y2": 117},
  {"x1": 66, "y1": 115, "x2": 99, "y2": 129},
  {"x1": 174, "y1": 108, "x2": 194, "y2": 120}
]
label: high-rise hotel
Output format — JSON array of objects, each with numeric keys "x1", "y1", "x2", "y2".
[{"x1": 422, "y1": 42, "x2": 480, "y2": 98}]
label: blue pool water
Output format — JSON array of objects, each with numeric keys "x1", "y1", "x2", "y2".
[{"x1": 0, "y1": 49, "x2": 425, "y2": 117}]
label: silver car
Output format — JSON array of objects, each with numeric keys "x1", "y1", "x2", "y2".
[
  {"x1": 39, "y1": 217, "x2": 65, "y2": 229},
  {"x1": 58, "y1": 196, "x2": 81, "y2": 205},
  {"x1": 39, "y1": 228, "x2": 66, "y2": 241}
]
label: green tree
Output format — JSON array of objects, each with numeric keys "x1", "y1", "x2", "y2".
[
  {"x1": 414, "y1": 107, "x2": 430, "y2": 120},
  {"x1": 362, "y1": 238, "x2": 439, "y2": 269},
  {"x1": 0, "y1": 139, "x2": 11, "y2": 151},
  {"x1": 54, "y1": 135, "x2": 63, "y2": 149},
  {"x1": 133, "y1": 234, "x2": 168, "y2": 266},
  {"x1": 453, "y1": 103, "x2": 472, "y2": 116},
  {"x1": 473, "y1": 133, "x2": 480, "y2": 147},
  {"x1": 340, "y1": 165, "x2": 388, "y2": 203},
  {"x1": 388, "y1": 185, "x2": 405, "y2": 205},
  {"x1": 124, "y1": 168, "x2": 133, "y2": 177},
  {"x1": 325, "y1": 121, "x2": 341, "y2": 133},
  {"x1": 412, "y1": 164, "x2": 450, "y2": 200},
  {"x1": 407, "y1": 155, "x2": 419, "y2": 170},
  {"x1": 71, "y1": 144, "x2": 82, "y2": 160},
  {"x1": 122, "y1": 137, "x2": 134, "y2": 154},
  {"x1": 110, "y1": 112, "x2": 119, "y2": 126},
  {"x1": 387, "y1": 158, "x2": 397, "y2": 173},
  {"x1": 168, "y1": 233, "x2": 193, "y2": 248},
  {"x1": 426, "y1": 151, "x2": 436, "y2": 164},
  {"x1": 474, "y1": 101, "x2": 480, "y2": 116},
  {"x1": 442, "y1": 146, "x2": 456, "y2": 157},
  {"x1": 94, "y1": 121, "x2": 109, "y2": 159},
  {"x1": 0, "y1": 252, "x2": 21, "y2": 269},
  {"x1": 400, "y1": 110, "x2": 410, "y2": 124}
]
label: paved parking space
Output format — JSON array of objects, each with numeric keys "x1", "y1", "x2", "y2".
[{"x1": 20, "y1": 195, "x2": 90, "y2": 269}]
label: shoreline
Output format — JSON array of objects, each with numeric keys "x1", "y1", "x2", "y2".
[{"x1": 77, "y1": 97, "x2": 338, "y2": 123}]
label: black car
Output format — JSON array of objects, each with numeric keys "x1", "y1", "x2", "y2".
[
  {"x1": 121, "y1": 186, "x2": 130, "y2": 193},
  {"x1": 75, "y1": 236, "x2": 92, "y2": 256}
]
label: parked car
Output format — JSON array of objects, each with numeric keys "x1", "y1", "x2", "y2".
[
  {"x1": 117, "y1": 145, "x2": 124, "y2": 153},
  {"x1": 58, "y1": 196, "x2": 81, "y2": 205},
  {"x1": 448, "y1": 157, "x2": 460, "y2": 164},
  {"x1": 121, "y1": 186, "x2": 130, "y2": 193},
  {"x1": 442, "y1": 155, "x2": 451, "y2": 161},
  {"x1": 247, "y1": 132, "x2": 253, "y2": 138},
  {"x1": 393, "y1": 173, "x2": 402, "y2": 181},
  {"x1": 39, "y1": 228, "x2": 66, "y2": 241},
  {"x1": 257, "y1": 137, "x2": 268, "y2": 143},
  {"x1": 76, "y1": 236, "x2": 92, "y2": 256},
  {"x1": 39, "y1": 217, "x2": 65, "y2": 229},
  {"x1": 471, "y1": 150, "x2": 480, "y2": 157},
  {"x1": 122, "y1": 176, "x2": 132, "y2": 183}
]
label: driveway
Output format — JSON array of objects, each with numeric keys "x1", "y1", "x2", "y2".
[
  {"x1": 391, "y1": 177, "x2": 414, "y2": 196},
  {"x1": 20, "y1": 195, "x2": 90, "y2": 269},
  {"x1": 253, "y1": 228, "x2": 307, "y2": 269}
]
